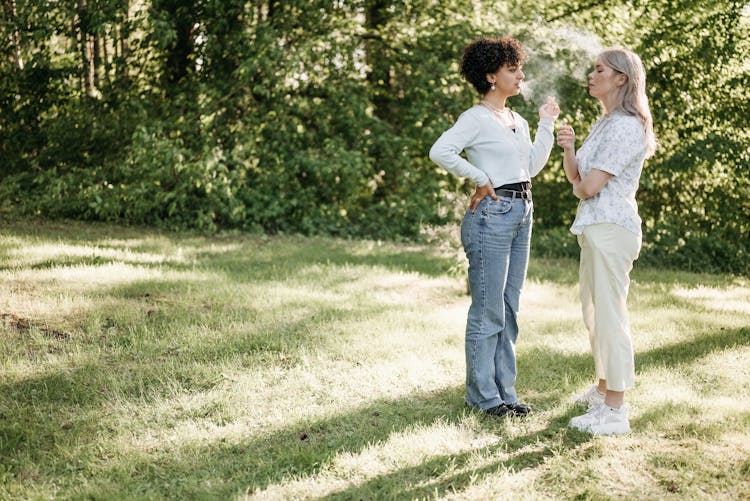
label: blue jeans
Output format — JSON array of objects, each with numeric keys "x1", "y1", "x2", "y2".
[{"x1": 460, "y1": 196, "x2": 533, "y2": 410}]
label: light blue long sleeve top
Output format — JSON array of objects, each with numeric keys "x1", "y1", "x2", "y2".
[{"x1": 429, "y1": 105, "x2": 555, "y2": 187}]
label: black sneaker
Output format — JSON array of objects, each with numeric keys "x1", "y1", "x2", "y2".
[
  {"x1": 506, "y1": 402, "x2": 531, "y2": 416},
  {"x1": 481, "y1": 404, "x2": 512, "y2": 417}
]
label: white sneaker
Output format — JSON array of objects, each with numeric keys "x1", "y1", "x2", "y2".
[
  {"x1": 570, "y1": 403, "x2": 631, "y2": 435},
  {"x1": 573, "y1": 384, "x2": 605, "y2": 409}
]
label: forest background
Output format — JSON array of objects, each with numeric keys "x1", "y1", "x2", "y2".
[{"x1": 1, "y1": 0, "x2": 748, "y2": 274}]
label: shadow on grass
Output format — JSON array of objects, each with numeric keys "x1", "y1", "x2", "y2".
[
  {"x1": 66, "y1": 385, "x2": 589, "y2": 500},
  {"x1": 5, "y1": 220, "x2": 742, "y2": 295},
  {"x1": 321, "y1": 411, "x2": 586, "y2": 500},
  {"x1": 9, "y1": 328, "x2": 746, "y2": 498},
  {"x1": 1, "y1": 304, "x2": 747, "y2": 494},
  {"x1": 635, "y1": 326, "x2": 750, "y2": 368},
  {"x1": 193, "y1": 236, "x2": 455, "y2": 280},
  {"x1": 1, "y1": 221, "x2": 456, "y2": 279},
  {"x1": 632, "y1": 404, "x2": 750, "y2": 439},
  {"x1": 1, "y1": 223, "x2": 749, "y2": 498},
  {"x1": 518, "y1": 326, "x2": 750, "y2": 405}
]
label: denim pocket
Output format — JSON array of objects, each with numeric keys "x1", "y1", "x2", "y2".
[{"x1": 485, "y1": 199, "x2": 512, "y2": 216}]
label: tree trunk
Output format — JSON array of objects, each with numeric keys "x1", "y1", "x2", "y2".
[
  {"x1": 93, "y1": 32, "x2": 101, "y2": 89},
  {"x1": 2, "y1": 0, "x2": 24, "y2": 69},
  {"x1": 365, "y1": 0, "x2": 393, "y2": 120},
  {"x1": 77, "y1": 0, "x2": 95, "y2": 96},
  {"x1": 101, "y1": 27, "x2": 110, "y2": 86},
  {"x1": 118, "y1": 0, "x2": 131, "y2": 84},
  {"x1": 160, "y1": 0, "x2": 197, "y2": 86}
]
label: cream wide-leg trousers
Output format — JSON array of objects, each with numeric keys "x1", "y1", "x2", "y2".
[{"x1": 577, "y1": 223, "x2": 641, "y2": 392}]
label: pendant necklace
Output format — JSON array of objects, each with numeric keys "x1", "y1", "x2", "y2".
[{"x1": 481, "y1": 100, "x2": 515, "y2": 127}]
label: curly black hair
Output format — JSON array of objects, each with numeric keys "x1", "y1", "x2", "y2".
[{"x1": 460, "y1": 37, "x2": 527, "y2": 95}]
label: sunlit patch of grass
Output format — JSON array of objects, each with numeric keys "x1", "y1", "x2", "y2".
[
  {"x1": 6, "y1": 242, "x2": 187, "y2": 267},
  {"x1": 5, "y1": 263, "x2": 208, "y2": 288},
  {"x1": 671, "y1": 282, "x2": 750, "y2": 314},
  {"x1": 251, "y1": 418, "x2": 500, "y2": 500},
  {"x1": 0, "y1": 220, "x2": 748, "y2": 500}
]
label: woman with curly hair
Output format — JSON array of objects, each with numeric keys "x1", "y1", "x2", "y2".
[
  {"x1": 557, "y1": 48, "x2": 656, "y2": 435},
  {"x1": 429, "y1": 37, "x2": 560, "y2": 417}
]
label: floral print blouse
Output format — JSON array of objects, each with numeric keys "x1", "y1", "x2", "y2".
[{"x1": 570, "y1": 113, "x2": 647, "y2": 236}]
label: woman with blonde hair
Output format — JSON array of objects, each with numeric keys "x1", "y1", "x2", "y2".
[{"x1": 556, "y1": 47, "x2": 656, "y2": 434}]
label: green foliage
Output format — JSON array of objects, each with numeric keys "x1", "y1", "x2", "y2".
[
  {"x1": 95, "y1": 126, "x2": 247, "y2": 231},
  {"x1": 531, "y1": 226, "x2": 581, "y2": 261},
  {"x1": 521, "y1": 0, "x2": 750, "y2": 274},
  {"x1": 0, "y1": 0, "x2": 747, "y2": 273}
]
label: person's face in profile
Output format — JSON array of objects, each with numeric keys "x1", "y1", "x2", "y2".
[
  {"x1": 588, "y1": 57, "x2": 626, "y2": 100},
  {"x1": 488, "y1": 63, "x2": 525, "y2": 96}
]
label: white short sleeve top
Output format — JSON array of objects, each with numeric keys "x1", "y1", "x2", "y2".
[{"x1": 570, "y1": 113, "x2": 647, "y2": 236}]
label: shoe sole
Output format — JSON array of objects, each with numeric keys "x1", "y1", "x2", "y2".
[
  {"x1": 507, "y1": 405, "x2": 530, "y2": 417},
  {"x1": 569, "y1": 420, "x2": 590, "y2": 432},
  {"x1": 480, "y1": 409, "x2": 529, "y2": 418},
  {"x1": 509, "y1": 410, "x2": 530, "y2": 417},
  {"x1": 469, "y1": 403, "x2": 529, "y2": 418},
  {"x1": 569, "y1": 419, "x2": 630, "y2": 435},
  {"x1": 588, "y1": 422, "x2": 631, "y2": 435},
  {"x1": 470, "y1": 404, "x2": 511, "y2": 418},
  {"x1": 482, "y1": 410, "x2": 511, "y2": 418}
]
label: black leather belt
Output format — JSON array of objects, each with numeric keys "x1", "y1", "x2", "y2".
[{"x1": 495, "y1": 188, "x2": 532, "y2": 200}]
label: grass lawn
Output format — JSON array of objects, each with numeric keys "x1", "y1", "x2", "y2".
[{"x1": 1, "y1": 220, "x2": 748, "y2": 500}]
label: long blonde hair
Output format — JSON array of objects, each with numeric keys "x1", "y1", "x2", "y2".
[{"x1": 599, "y1": 48, "x2": 657, "y2": 157}]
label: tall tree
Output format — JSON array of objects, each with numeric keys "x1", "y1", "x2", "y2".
[
  {"x1": 151, "y1": 0, "x2": 199, "y2": 87},
  {"x1": 2, "y1": 0, "x2": 24, "y2": 69},
  {"x1": 364, "y1": 0, "x2": 394, "y2": 120}
]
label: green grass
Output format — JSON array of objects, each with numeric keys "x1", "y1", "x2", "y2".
[{"x1": 0, "y1": 220, "x2": 748, "y2": 500}]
